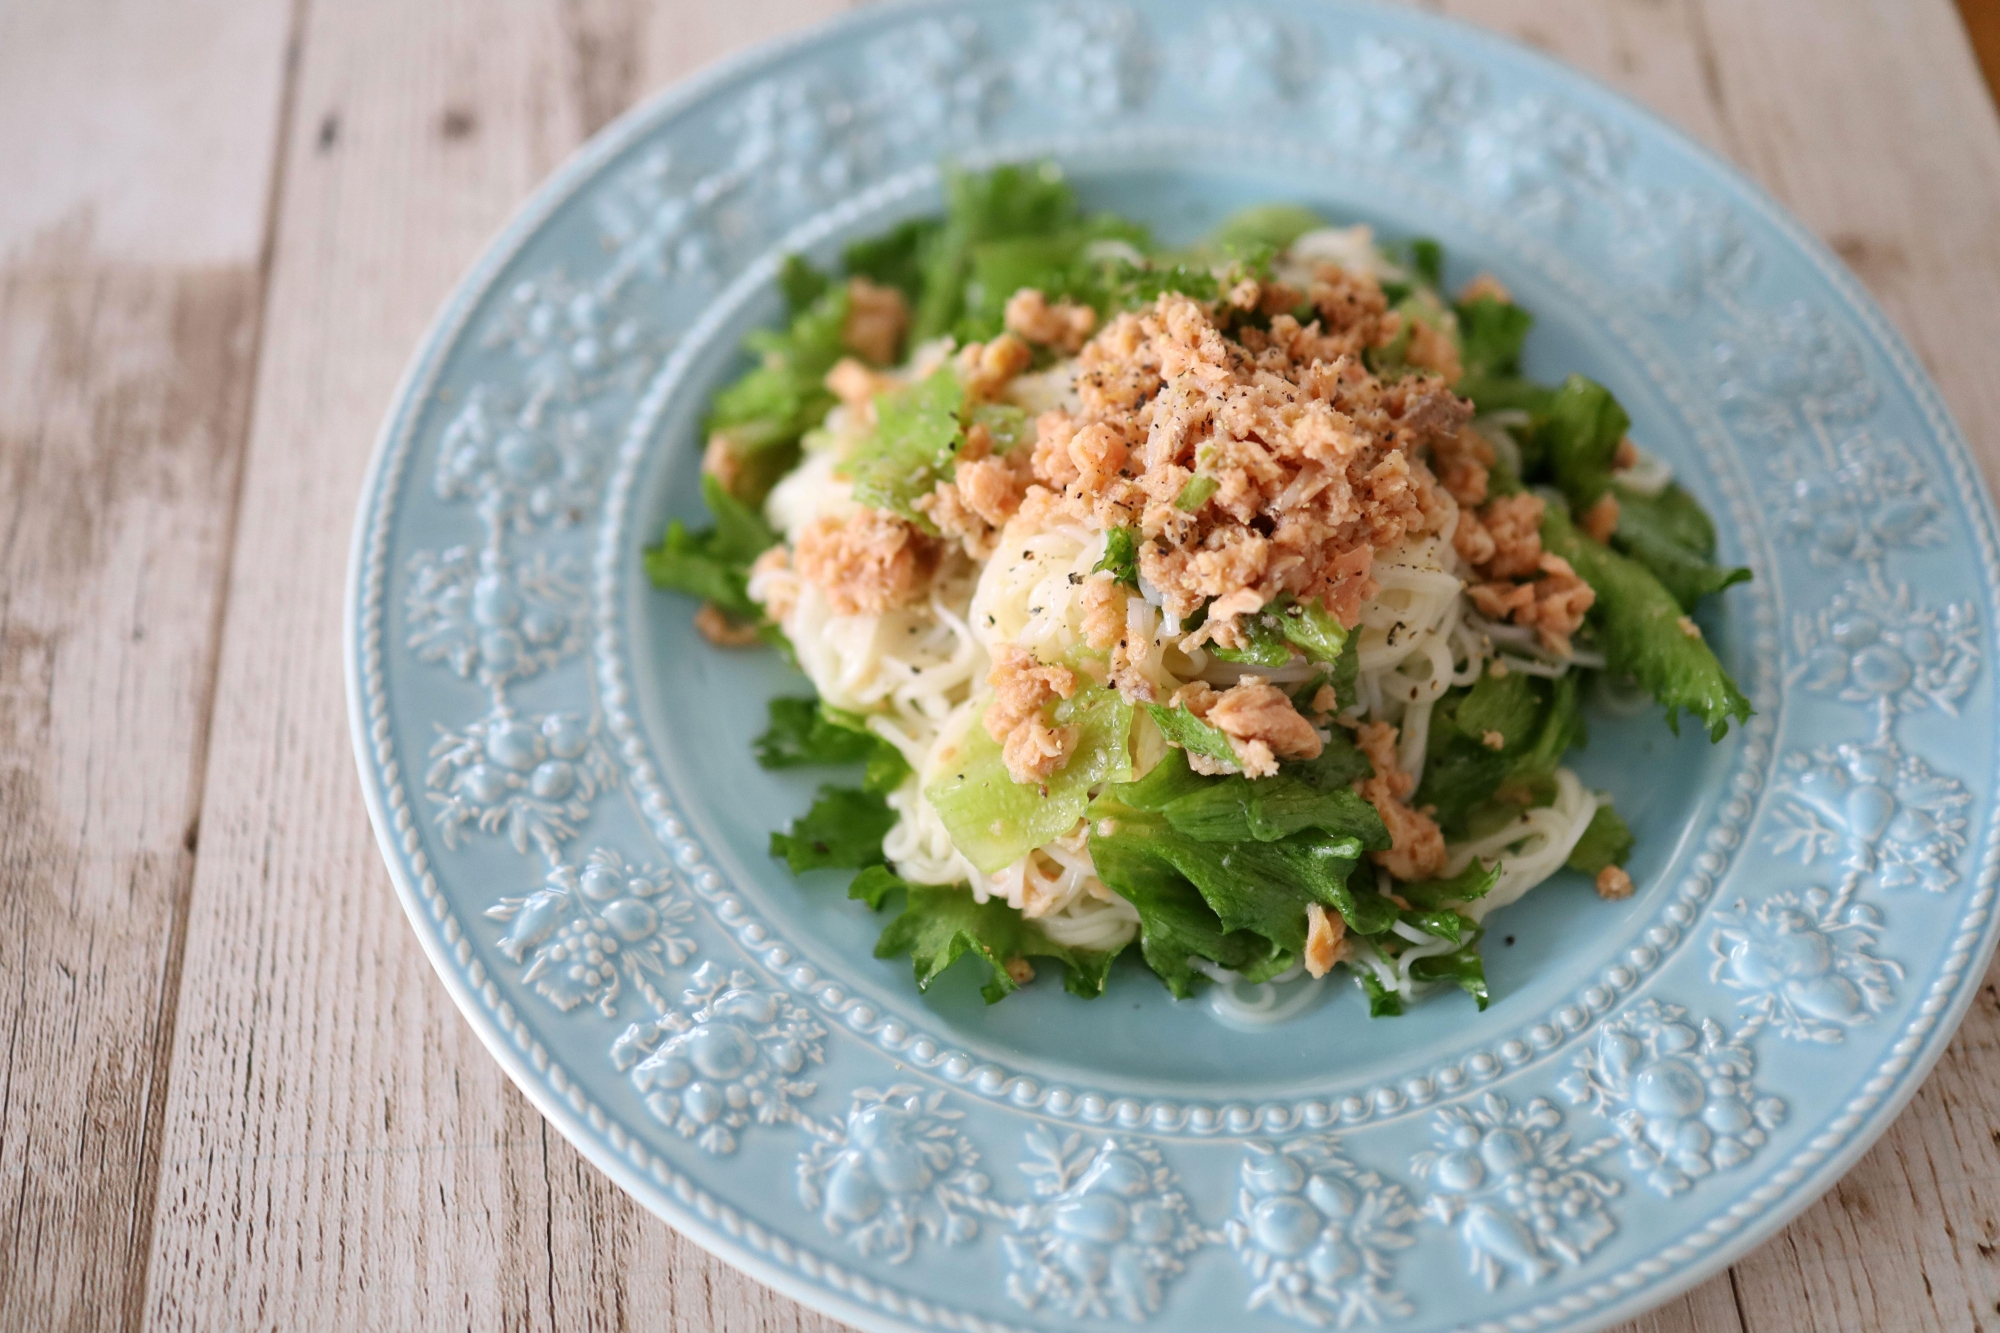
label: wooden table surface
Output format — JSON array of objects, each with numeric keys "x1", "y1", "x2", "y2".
[{"x1": 6, "y1": 1, "x2": 2000, "y2": 1329}]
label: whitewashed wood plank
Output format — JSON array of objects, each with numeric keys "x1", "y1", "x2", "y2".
[
  {"x1": 0, "y1": 0, "x2": 293, "y2": 267},
  {"x1": 1693, "y1": 0, "x2": 2000, "y2": 493},
  {"x1": 139, "y1": 4, "x2": 609, "y2": 1323},
  {"x1": 0, "y1": 1, "x2": 294, "y2": 1328},
  {"x1": 138, "y1": 2, "x2": 853, "y2": 1330}
]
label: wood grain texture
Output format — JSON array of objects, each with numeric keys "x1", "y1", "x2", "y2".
[
  {"x1": 135, "y1": 1, "x2": 853, "y2": 1330},
  {"x1": 0, "y1": 1, "x2": 293, "y2": 1328},
  {"x1": 0, "y1": 0, "x2": 294, "y2": 267},
  {"x1": 0, "y1": 0, "x2": 1992, "y2": 1330}
]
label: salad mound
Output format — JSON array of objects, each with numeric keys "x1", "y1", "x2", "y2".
[{"x1": 647, "y1": 163, "x2": 1750, "y2": 1020}]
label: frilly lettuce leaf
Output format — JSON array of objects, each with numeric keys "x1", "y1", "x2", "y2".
[
  {"x1": 1207, "y1": 203, "x2": 1326, "y2": 257},
  {"x1": 769, "y1": 785, "x2": 897, "y2": 873},
  {"x1": 1455, "y1": 296, "x2": 1534, "y2": 380},
  {"x1": 873, "y1": 880, "x2": 1117, "y2": 1002},
  {"x1": 847, "y1": 864, "x2": 906, "y2": 911},
  {"x1": 1612, "y1": 482, "x2": 1751, "y2": 611},
  {"x1": 754, "y1": 697, "x2": 910, "y2": 796},
  {"x1": 706, "y1": 279, "x2": 850, "y2": 472},
  {"x1": 1398, "y1": 859, "x2": 1502, "y2": 910},
  {"x1": 1566, "y1": 802, "x2": 1635, "y2": 875},
  {"x1": 1542, "y1": 499, "x2": 1753, "y2": 741},
  {"x1": 777, "y1": 253, "x2": 830, "y2": 313},
  {"x1": 1541, "y1": 374, "x2": 1629, "y2": 511},
  {"x1": 1151, "y1": 765, "x2": 1388, "y2": 849},
  {"x1": 1089, "y1": 747, "x2": 1390, "y2": 953},
  {"x1": 1143, "y1": 702, "x2": 1240, "y2": 770},
  {"x1": 643, "y1": 473, "x2": 779, "y2": 617},
  {"x1": 842, "y1": 217, "x2": 941, "y2": 305},
  {"x1": 1085, "y1": 827, "x2": 1279, "y2": 998},
  {"x1": 1411, "y1": 941, "x2": 1490, "y2": 1010},
  {"x1": 1093, "y1": 526, "x2": 1141, "y2": 588}
]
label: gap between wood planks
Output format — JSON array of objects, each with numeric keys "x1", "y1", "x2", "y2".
[
  {"x1": 1957, "y1": 0, "x2": 2000, "y2": 107},
  {"x1": 132, "y1": 1, "x2": 860, "y2": 1330},
  {"x1": 119, "y1": 1, "x2": 315, "y2": 1325},
  {"x1": 0, "y1": 0, "x2": 296, "y2": 1326}
]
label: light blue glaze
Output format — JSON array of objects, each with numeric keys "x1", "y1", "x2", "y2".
[{"x1": 347, "y1": 4, "x2": 2000, "y2": 1329}]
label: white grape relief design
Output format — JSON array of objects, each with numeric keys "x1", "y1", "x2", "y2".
[
  {"x1": 1789, "y1": 573, "x2": 1977, "y2": 727},
  {"x1": 405, "y1": 546, "x2": 586, "y2": 685},
  {"x1": 1019, "y1": 4, "x2": 1155, "y2": 115},
  {"x1": 1769, "y1": 738, "x2": 1970, "y2": 894},
  {"x1": 997, "y1": 1127, "x2": 1205, "y2": 1321},
  {"x1": 1560, "y1": 1000, "x2": 1787, "y2": 1198},
  {"x1": 1225, "y1": 1138, "x2": 1417, "y2": 1326},
  {"x1": 1321, "y1": 35, "x2": 1478, "y2": 161},
  {"x1": 1183, "y1": 8, "x2": 1319, "y2": 108},
  {"x1": 1409, "y1": 1094, "x2": 1620, "y2": 1291},
  {"x1": 611, "y1": 962, "x2": 825, "y2": 1155},
  {"x1": 424, "y1": 707, "x2": 616, "y2": 860},
  {"x1": 795, "y1": 1086, "x2": 989, "y2": 1262},
  {"x1": 1709, "y1": 889, "x2": 1901, "y2": 1043},
  {"x1": 485, "y1": 846, "x2": 695, "y2": 1017}
]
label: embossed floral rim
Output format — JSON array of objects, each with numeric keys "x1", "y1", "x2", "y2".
[{"x1": 346, "y1": 3, "x2": 2000, "y2": 1331}]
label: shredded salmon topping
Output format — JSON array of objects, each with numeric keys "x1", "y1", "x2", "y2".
[
  {"x1": 841, "y1": 277, "x2": 909, "y2": 366},
  {"x1": 918, "y1": 446, "x2": 1032, "y2": 559},
  {"x1": 985, "y1": 642, "x2": 1082, "y2": 785},
  {"x1": 1581, "y1": 492, "x2": 1621, "y2": 544},
  {"x1": 1407, "y1": 319, "x2": 1463, "y2": 387},
  {"x1": 825, "y1": 357, "x2": 897, "y2": 416},
  {"x1": 1353, "y1": 720, "x2": 1448, "y2": 881},
  {"x1": 955, "y1": 333, "x2": 1034, "y2": 402},
  {"x1": 693, "y1": 602, "x2": 761, "y2": 647},
  {"x1": 1172, "y1": 678, "x2": 1324, "y2": 779},
  {"x1": 1596, "y1": 865, "x2": 1635, "y2": 900},
  {"x1": 1018, "y1": 287, "x2": 1468, "y2": 650},
  {"x1": 793, "y1": 509, "x2": 939, "y2": 616},
  {"x1": 1004, "y1": 287, "x2": 1097, "y2": 354},
  {"x1": 746, "y1": 546, "x2": 798, "y2": 623},
  {"x1": 1303, "y1": 902, "x2": 1349, "y2": 978},
  {"x1": 1450, "y1": 488, "x2": 1597, "y2": 656},
  {"x1": 1431, "y1": 426, "x2": 1493, "y2": 510},
  {"x1": 700, "y1": 434, "x2": 743, "y2": 493},
  {"x1": 1468, "y1": 552, "x2": 1596, "y2": 657},
  {"x1": 1457, "y1": 493, "x2": 1545, "y2": 580},
  {"x1": 1080, "y1": 572, "x2": 1127, "y2": 652}
]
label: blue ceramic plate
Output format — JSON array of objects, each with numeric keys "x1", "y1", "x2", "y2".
[{"x1": 347, "y1": 4, "x2": 2000, "y2": 1329}]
